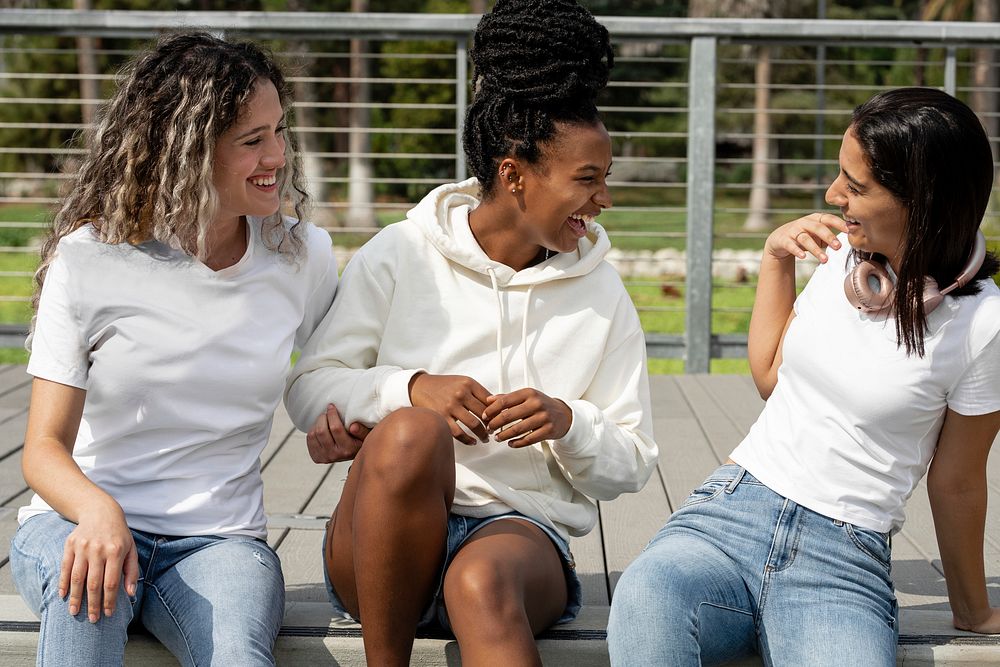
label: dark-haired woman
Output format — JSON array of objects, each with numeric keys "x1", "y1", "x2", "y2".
[
  {"x1": 608, "y1": 87, "x2": 1000, "y2": 666},
  {"x1": 9, "y1": 33, "x2": 338, "y2": 665},
  {"x1": 284, "y1": 0, "x2": 657, "y2": 664}
]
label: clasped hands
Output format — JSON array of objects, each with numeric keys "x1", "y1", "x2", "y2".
[
  {"x1": 408, "y1": 372, "x2": 573, "y2": 447},
  {"x1": 306, "y1": 372, "x2": 573, "y2": 463}
]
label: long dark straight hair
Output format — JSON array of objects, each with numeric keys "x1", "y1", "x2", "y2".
[{"x1": 850, "y1": 87, "x2": 999, "y2": 356}]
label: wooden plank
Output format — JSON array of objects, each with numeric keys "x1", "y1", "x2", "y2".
[
  {"x1": 0, "y1": 449, "x2": 26, "y2": 510},
  {"x1": 890, "y1": 531, "x2": 950, "y2": 610},
  {"x1": 261, "y1": 429, "x2": 331, "y2": 520},
  {"x1": 695, "y1": 374, "x2": 763, "y2": 435},
  {"x1": 570, "y1": 517, "x2": 609, "y2": 606},
  {"x1": 274, "y1": 528, "x2": 329, "y2": 604},
  {"x1": 261, "y1": 403, "x2": 297, "y2": 470},
  {"x1": 673, "y1": 374, "x2": 744, "y2": 462},
  {"x1": 600, "y1": 473, "x2": 669, "y2": 599},
  {"x1": 900, "y1": 479, "x2": 1000, "y2": 607},
  {"x1": 649, "y1": 377, "x2": 722, "y2": 510},
  {"x1": 273, "y1": 460, "x2": 349, "y2": 595},
  {"x1": 0, "y1": 403, "x2": 29, "y2": 463}
]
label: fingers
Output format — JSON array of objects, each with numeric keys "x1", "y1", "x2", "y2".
[
  {"x1": 63, "y1": 541, "x2": 104, "y2": 622},
  {"x1": 102, "y1": 551, "x2": 122, "y2": 618},
  {"x1": 123, "y1": 546, "x2": 139, "y2": 599},
  {"x1": 348, "y1": 422, "x2": 371, "y2": 441},
  {"x1": 58, "y1": 546, "x2": 76, "y2": 613},
  {"x1": 483, "y1": 390, "x2": 571, "y2": 447},
  {"x1": 307, "y1": 405, "x2": 364, "y2": 463},
  {"x1": 306, "y1": 409, "x2": 337, "y2": 464},
  {"x1": 788, "y1": 213, "x2": 845, "y2": 264}
]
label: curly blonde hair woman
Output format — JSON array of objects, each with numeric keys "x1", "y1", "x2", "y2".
[{"x1": 11, "y1": 32, "x2": 338, "y2": 666}]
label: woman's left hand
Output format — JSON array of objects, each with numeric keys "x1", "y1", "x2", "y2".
[
  {"x1": 306, "y1": 404, "x2": 371, "y2": 463},
  {"x1": 482, "y1": 389, "x2": 572, "y2": 448}
]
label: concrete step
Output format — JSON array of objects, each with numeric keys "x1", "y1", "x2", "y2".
[{"x1": 1, "y1": 595, "x2": 998, "y2": 665}]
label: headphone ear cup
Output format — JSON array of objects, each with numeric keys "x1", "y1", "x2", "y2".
[
  {"x1": 922, "y1": 276, "x2": 943, "y2": 314},
  {"x1": 844, "y1": 260, "x2": 895, "y2": 313}
]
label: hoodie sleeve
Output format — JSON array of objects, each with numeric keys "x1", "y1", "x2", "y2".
[
  {"x1": 547, "y1": 318, "x2": 659, "y2": 501},
  {"x1": 284, "y1": 244, "x2": 422, "y2": 431}
]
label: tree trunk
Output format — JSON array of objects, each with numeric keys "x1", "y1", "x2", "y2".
[
  {"x1": 744, "y1": 46, "x2": 771, "y2": 232},
  {"x1": 971, "y1": 0, "x2": 998, "y2": 153},
  {"x1": 348, "y1": 0, "x2": 376, "y2": 228},
  {"x1": 74, "y1": 0, "x2": 98, "y2": 128}
]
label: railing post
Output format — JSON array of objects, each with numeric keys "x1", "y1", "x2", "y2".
[
  {"x1": 455, "y1": 38, "x2": 469, "y2": 181},
  {"x1": 944, "y1": 46, "x2": 957, "y2": 96},
  {"x1": 685, "y1": 36, "x2": 716, "y2": 374}
]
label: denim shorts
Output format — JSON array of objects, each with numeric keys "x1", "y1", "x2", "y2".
[{"x1": 322, "y1": 510, "x2": 582, "y2": 631}]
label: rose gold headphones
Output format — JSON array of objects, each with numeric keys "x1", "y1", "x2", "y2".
[{"x1": 844, "y1": 230, "x2": 987, "y2": 315}]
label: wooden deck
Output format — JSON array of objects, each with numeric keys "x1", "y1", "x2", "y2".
[{"x1": 1, "y1": 366, "x2": 999, "y2": 664}]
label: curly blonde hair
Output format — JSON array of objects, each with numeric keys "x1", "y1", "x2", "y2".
[{"x1": 33, "y1": 31, "x2": 308, "y2": 312}]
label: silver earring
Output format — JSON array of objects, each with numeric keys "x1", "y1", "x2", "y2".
[{"x1": 511, "y1": 187, "x2": 516, "y2": 193}]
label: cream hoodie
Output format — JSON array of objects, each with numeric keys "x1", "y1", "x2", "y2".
[{"x1": 285, "y1": 179, "x2": 658, "y2": 539}]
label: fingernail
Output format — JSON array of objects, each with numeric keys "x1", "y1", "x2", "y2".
[
  {"x1": 128, "y1": 583, "x2": 136, "y2": 596},
  {"x1": 69, "y1": 604, "x2": 78, "y2": 615},
  {"x1": 104, "y1": 607, "x2": 113, "y2": 617},
  {"x1": 89, "y1": 613, "x2": 98, "y2": 623}
]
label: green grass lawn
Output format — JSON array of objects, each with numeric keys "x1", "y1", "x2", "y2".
[{"x1": 4, "y1": 197, "x2": 996, "y2": 375}]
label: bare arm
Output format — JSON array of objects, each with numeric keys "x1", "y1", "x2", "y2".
[
  {"x1": 927, "y1": 407, "x2": 1000, "y2": 634},
  {"x1": 22, "y1": 378, "x2": 139, "y2": 623},
  {"x1": 749, "y1": 213, "x2": 848, "y2": 398}
]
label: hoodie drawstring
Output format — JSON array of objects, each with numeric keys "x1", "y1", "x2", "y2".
[
  {"x1": 487, "y1": 269, "x2": 536, "y2": 395},
  {"x1": 487, "y1": 268, "x2": 505, "y2": 393},
  {"x1": 521, "y1": 285, "x2": 535, "y2": 390}
]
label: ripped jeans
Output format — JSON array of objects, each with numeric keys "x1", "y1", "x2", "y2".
[{"x1": 10, "y1": 511, "x2": 285, "y2": 667}]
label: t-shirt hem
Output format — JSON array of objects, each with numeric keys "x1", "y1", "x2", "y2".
[{"x1": 729, "y1": 453, "x2": 895, "y2": 533}]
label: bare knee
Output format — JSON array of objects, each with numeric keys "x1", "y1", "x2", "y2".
[
  {"x1": 359, "y1": 407, "x2": 453, "y2": 494},
  {"x1": 444, "y1": 558, "x2": 525, "y2": 630}
]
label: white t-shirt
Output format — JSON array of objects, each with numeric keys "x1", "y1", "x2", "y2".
[
  {"x1": 20, "y1": 218, "x2": 337, "y2": 539},
  {"x1": 731, "y1": 234, "x2": 1000, "y2": 533}
]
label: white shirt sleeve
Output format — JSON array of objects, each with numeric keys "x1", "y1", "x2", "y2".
[
  {"x1": 294, "y1": 227, "x2": 339, "y2": 351},
  {"x1": 26, "y1": 249, "x2": 90, "y2": 388},
  {"x1": 948, "y1": 332, "x2": 1000, "y2": 416}
]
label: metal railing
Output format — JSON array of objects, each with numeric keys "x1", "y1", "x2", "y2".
[{"x1": 1, "y1": 11, "x2": 999, "y2": 370}]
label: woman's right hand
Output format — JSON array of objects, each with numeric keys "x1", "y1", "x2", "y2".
[
  {"x1": 59, "y1": 502, "x2": 138, "y2": 623},
  {"x1": 408, "y1": 373, "x2": 491, "y2": 444},
  {"x1": 764, "y1": 212, "x2": 848, "y2": 264}
]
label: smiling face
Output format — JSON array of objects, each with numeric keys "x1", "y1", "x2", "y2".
[
  {"x1": 519, "y1": 120, "x2": 613, "y2": 254},
  {"x1": 826, "y1": 128, "x2": 909, "y2": 271},
  {"x1": 212, "y1": 79, "x2": 287, "y2": 228}
]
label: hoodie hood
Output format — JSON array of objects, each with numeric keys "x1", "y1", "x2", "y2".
[{"x1": 405, "y1": 177, "x2": 611, "y2": 287}]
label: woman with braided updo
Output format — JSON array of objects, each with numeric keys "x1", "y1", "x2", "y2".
[
  {"x1": 285, "y1": 0, "x2": 657, "y2": 664},
  {"x1": 10, "y1": 33, "x2": 338, "y2": 665}
]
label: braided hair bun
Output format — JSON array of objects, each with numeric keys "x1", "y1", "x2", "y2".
[{"x1": 463, "y1": 0, "x2": 613, "y2": 195}]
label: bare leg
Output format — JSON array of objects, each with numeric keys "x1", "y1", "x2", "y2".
[
  {"x1": 443, "y1": 519, "x2": 568, "y2": 667},
  {"x1": 324, "y1": 407, "x2": 455, "y2": 666}
]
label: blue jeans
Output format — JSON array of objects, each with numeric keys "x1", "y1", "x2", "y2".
[
  {"x1": 607, "y1": 465, "x2": 898, "y2": 667},
  {"x1": 10, "y1": 511, "x2": 285, "y2": 667},
  {"x1": 324, "y1": 511, "x2": 583, "y2": 631}
]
